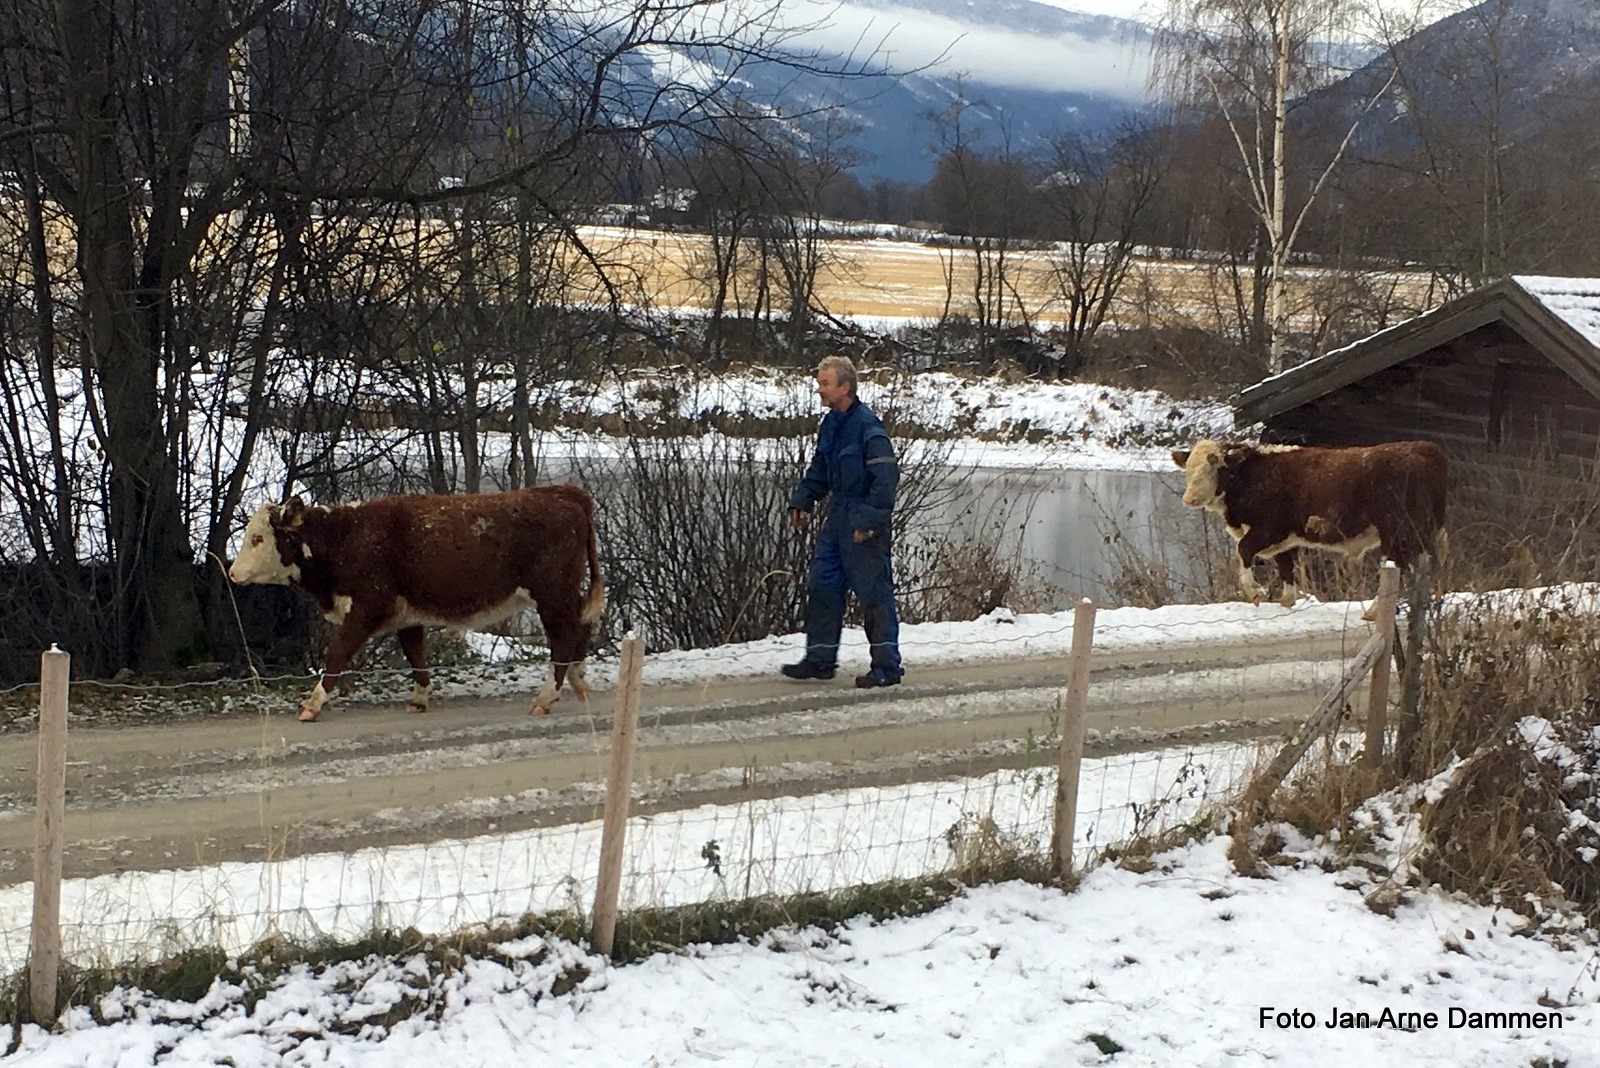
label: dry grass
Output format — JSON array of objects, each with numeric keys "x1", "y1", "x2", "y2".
[
  {"x1": 565, "y1": 227, "x2": 1433, "y2": 337},
  {"x1": 1242, "y1": 581, "x2": 1600, "y2": 926},
  {"x1": 1404, "y1": 589, "x2": 1600, "y2": 926},
  {"x1": 898, "y1": 535, "x2": 1067, "y2": 624},
  {"x1": 1264, "y1": 752, "x2": 1388, "y2": 859},
  {"x1": 1445, "y1": 447, "x2": 1600, "y2": 591}
]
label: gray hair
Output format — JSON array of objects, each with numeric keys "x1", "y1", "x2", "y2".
[{"x1": 816, "y1": 355, "x2": 858, "y2": 394}]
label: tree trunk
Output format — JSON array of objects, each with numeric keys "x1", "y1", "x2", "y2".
[
  {"x1": 58, "y1": 0, "x2": 204, "y2": 669},
  {"x1": 1268, "y1": 0, "x2": 1293, "y2": 376}
]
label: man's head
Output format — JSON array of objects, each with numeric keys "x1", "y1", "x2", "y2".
[{"x1": 815, "y1": 355, "x2": 858, "y2": 412}]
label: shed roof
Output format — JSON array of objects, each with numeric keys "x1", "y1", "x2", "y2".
[{"x1": 1233, "y1": 276, "x2": 1600, "y2": 427}]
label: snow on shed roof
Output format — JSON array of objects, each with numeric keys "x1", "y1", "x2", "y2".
[{"x1": 1234, "y1": 275, "x2": 1600, "y2": 427}]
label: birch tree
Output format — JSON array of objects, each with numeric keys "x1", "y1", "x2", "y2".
[{"x1": 1156, "y1": 0, "x2": 1398, "y2": 373}]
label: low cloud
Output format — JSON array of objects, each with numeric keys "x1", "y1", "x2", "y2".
[{"x1": 790, "y1": 4, "x2": 1155, "y2": 100}]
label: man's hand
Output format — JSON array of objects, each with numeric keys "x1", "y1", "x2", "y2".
[
  {"x1": 790, "y1": 508, "x2": 809, "y2": 529},
  {"x1": 852, "y1": 529, "x2": 874, "y2": 544}
]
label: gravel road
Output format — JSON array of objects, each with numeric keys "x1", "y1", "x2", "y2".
[{"x1": 0, "y1": 625, "x2": 1378, "y2": 882}]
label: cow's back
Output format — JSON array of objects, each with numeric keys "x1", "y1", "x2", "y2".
[
  {"x1": 331, "y1": 487, "x2": 594, "y2": 620},
  {"x1": 1232, "y1": 442, "x2": 1446, "y2": 556}
]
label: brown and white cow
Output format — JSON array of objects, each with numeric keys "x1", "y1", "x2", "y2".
[
  {"x1": 228, "y1": 485, "x2": 605, "y2": 721},
  {"x1": 1171, "y1": 439, "x2": 1447, "y2": 607}
]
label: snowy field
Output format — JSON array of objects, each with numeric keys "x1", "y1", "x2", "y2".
[
  {"x1": 8, "y1": 811, "x2": 1596, "y2": 1066},
  {"x1": 5, "y1": 590, "x2": 1600, "y2": 1063}
]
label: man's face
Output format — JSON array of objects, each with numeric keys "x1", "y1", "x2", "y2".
[{"x1": 816, "y1": 367, "x2": 853, "y2": 412}]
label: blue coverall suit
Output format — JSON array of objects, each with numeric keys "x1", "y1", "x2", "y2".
[{"x1": 788, "y1": 398, "x2": 904, "y2": 679}]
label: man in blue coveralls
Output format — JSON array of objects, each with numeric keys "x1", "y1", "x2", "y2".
[{"x1": 782, "y1": 355, "x2": 905, "y2": 688}]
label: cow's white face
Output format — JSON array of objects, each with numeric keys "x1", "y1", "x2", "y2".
[
  {"x1": 1175, "y1": 439, "x2": 1226, "y2": 510},
  {"x1": 228, "y1": 504, "x2": 301, "y2": 585}
]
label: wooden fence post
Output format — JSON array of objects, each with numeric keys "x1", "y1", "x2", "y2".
[
  {"x1": 1242, "y1": 631, "x2": 1388, "y2": 820},
  {"x1": 592, "y1": 635, "x2": 644, "y2": 957},
  {"x1": 1364, "y1": 563, "x2": 1401, "y2": 767},
  {"x1": 1052, "y1": 598, "x2": 1096, "y2": 882},
  {"x1": 1395, "y1": 554, "x2": 1433, "y2": 777},
  {"x1": 30, "y1": 645, "x2": 69, "y2": 1026}
]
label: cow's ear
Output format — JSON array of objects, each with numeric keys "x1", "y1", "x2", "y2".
[
  {"x1": 283, "y1": 495, "x2": 306, "y2": 527},
  {"x1": 1171, "y1": 449, "x2": 1190, "y2": 468},
  {"x1": 1222, "y1": 448, "x2": 1246, "y2": 468}
]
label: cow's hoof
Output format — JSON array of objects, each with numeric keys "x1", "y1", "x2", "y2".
[
  {"x1": 297, "y1": 705, "x2": 321, "y2": 723},
  {"x1": 529, "y1": 704, "x2": 552, "y2": 716},
  {"x1": 405, "y1": 702, "x2": 428, "y2": 715}
]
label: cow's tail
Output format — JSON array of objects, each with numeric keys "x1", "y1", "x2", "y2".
[{"x1": 580, "y1": 491, "x2": 607, "y2": 625}]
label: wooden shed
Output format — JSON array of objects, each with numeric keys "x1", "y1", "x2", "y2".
[{"x1": 1232, "y1": 275, "x2": 1600, "y2": 575}]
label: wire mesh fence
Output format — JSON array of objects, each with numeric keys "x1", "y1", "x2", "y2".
[{"x1": 0, "y1": 590, "x2": 1394, "y2": 1007}]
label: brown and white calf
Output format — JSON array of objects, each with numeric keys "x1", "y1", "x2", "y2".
[
  {"x1": 1171, "y1": 439, "x2": 1448, "y2": 606},
  {"x1": 228, "y1": 486, "x2": 606, "y2": 721}
]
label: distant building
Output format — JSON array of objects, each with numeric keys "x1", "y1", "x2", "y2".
[{"x1": 648, "y1": 187, "x2": 696, "y2": 225}]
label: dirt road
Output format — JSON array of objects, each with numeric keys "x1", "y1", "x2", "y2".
[{"x1": 0, "y1": 626, "x2": 1376, "y2": 883}]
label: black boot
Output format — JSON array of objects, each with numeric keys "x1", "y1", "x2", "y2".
[{"x1": 781, "y1": 661, "x2": 836, "y2": 681}]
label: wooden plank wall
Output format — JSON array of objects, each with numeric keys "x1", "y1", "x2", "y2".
[
  {"x1": 1264, "y1": 322, "x2": 1600, "y2": 464},
  {"x1": 1261, "y1": 321, "x2": 1600, "y2": 577}
]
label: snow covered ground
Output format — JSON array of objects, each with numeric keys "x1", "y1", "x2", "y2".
[
  {"x1": 4, "y1": 372, "x2": 1597, "y2": 1062},
  {"x1": 9, "y1": 831, "x2": 1596, "y2": 1066},
  {"x1": 5, "y1": 592, "x2": 1599, "y2": 1063}
]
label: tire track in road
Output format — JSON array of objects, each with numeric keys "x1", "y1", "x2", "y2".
[{"x1": 0, "y1": 627, "x2": 1378, "y2": 882}]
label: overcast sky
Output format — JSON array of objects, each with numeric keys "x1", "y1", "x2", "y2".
[
  {"x1": 791, "y1": 1, "x2": 1157, "y2": 99},
  {"x1": 1031, "y1": 0, "x2": 1476, "y2": 22}
]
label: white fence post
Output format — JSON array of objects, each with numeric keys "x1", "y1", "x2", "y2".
[
  {"x1": 30, "y1": 645, "x2": 69, "y2": 1026},
  {"x1": 1364, "y1": 563, "x2": 1401, "y2": 766},
  {"x1": 1395, "y1": 554, "x2": 1433, "y2": 777},
  {"x1": 1053, "y1": 599, "x2": 1096, "y2": 881},
  {"x1": 592, "y1": 636, "x2": 645, "y2": 956}
]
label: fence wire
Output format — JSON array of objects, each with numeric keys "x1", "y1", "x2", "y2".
[{"x1": 0, "y1": 600, "x2": 1385, "y2": 979}]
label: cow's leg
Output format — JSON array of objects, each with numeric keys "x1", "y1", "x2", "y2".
[
  {"x1": 1233, "y1": 530, "x2": 1277, "y2": 604},
  {"x1": 396, "y1": 626, "x2": 431, "y2": 713},
  {"x1": 566, "y1": 659, "x2": 590, "y2": 700},
  {"x1": 564, "y1": 611, "x2": 598, "y2": 700},
  {"x1": 302, "y1": 610, "x2": 380, "y2": 723},
  {"x1": 531, "y1": 603, "x2": 582, "y2": 715},
  {"x1": 1270, "y1": 547, "x2": 1301, "y2": 607}
]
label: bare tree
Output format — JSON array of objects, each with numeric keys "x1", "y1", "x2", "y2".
[
  {"x1": 925, "y1": 84, "x2": 1035, "y2": 370},
  {"x1": 0, "y1": 0, "x2": 892, "y2": 676},
  {"x1": 1155, "y1": 0, "x2": 1398, "y2": 372},
  {"x1": 760, "y1": 110, "x2": 863, "y2": 359},
  {"x1": 683, "y1": 129, "x2": 770, "y2": 361},
  {"x1": 1038, "y1": 120, "x2": 1171, "y2": 375},
  {"x1": 1358, "y1": 0, "x2": 1545, "y2": 290}
]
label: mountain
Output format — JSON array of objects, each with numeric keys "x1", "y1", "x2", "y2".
[
  {"x1": 1313, "y1": 0, "x2": 1600, "y2": 155},
  {"x1": 662, "y1": 0, "x2": 1161, "y2": 183}
]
